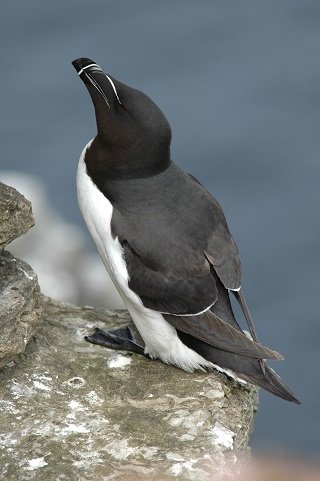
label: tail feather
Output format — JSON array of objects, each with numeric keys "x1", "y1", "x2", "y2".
[
  {"x1": 177, "y1": 330, "x2": 301, "y2": 404},
  {"x1": 175, "y1": 270, "x2": 300, "y2": 404},
  {"x1": 239, "y1": 365, "x2": 301, "y2": 404}
]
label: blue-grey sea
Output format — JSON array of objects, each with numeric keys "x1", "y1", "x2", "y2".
[{"x1": 2, "y1": 0, "x2": 320, "y2": 457}]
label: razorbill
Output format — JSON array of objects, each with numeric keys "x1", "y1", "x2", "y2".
[{"x1": 71, "y1": 57, "x2": 300, "y2": 404}]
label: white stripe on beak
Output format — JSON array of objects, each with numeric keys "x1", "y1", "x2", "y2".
[{"x1": 77, "y1": 63, "x2": 99, "y2": 76}]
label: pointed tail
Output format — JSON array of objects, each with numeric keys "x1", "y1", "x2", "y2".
[
  {"x1": 176, "y1": 328, "x2": 301, "y2": 404},
  {"x1": 240, "y1": 364, "x2": 301, "y2": 404}
]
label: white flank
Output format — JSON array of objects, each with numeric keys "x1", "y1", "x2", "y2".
[{"x1": 77, "y1": 141, "x2": 243, "y2": 377}]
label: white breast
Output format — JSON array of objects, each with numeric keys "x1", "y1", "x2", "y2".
[
  {"x1": 76, "y1": 141, "x2": 243, "y2": 377},
  {"x1": 77, "y1": 140, "x2": 130, "y2": 294}
]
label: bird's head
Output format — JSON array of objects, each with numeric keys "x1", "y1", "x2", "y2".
[{"x1": 72, "y1": 57, "x2": 172, "y2": 178}]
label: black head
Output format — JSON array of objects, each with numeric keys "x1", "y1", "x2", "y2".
[{"x1": 72, "y1": 57, "x2": 172, "y2": 179}]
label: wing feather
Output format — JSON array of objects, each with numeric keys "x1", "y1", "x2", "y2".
[
  {"x1": 122, "y1": 240, "x2": 218, "y2": 315},
  {"x1": 164, "y1": 310, "x2": 283, "y2": 360}
]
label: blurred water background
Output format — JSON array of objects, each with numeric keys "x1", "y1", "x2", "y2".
[{"x1": 1, "y1": 0, "x2": 319, "y2": 457}]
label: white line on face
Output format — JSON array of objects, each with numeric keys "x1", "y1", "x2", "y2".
[
  {"x1": 77, "y1": 63, "x2": 99, "y2": 76},
  {"x1": 84, "y1": 71, "x2": 111, "y2": 109},
  {"x1": 105, "y1": 74, "x2": 122, "y2": 105},
  {"x1": 78, "y1": 63, "x2": 122, "y2": 105}
]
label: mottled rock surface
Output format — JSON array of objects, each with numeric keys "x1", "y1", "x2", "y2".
[
  {"x1": 0, "y1": 297, "x2": 258, "y2": 481},
  {"x1": 0, "y1": 182, "x2": 34, "y2": 250},
  {"x1": 0, "y1": 250, "x2": 42, "y2": 365},
  {"x1": 0, "y1": 251, "x2": 42, "y2": 369},
  {"x1": 0, "y1": 182, "x2": 42, "y2": 367}
]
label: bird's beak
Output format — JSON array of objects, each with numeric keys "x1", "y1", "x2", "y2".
[{"x1": 72, "y1": 57, "x2": 121, "y2": 110}]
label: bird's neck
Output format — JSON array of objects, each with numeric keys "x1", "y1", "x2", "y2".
[{"x1": 84, "y1": 137, "x2": 171, "y2": 182}]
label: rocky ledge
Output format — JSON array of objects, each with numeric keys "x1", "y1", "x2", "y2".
[{"x1": 0, "y1": 297, "x2": 258, "y2": 481}]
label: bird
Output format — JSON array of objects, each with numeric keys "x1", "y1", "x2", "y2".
[{"x1": 71, "y1": 57, "x2": 300, "y2": 404}]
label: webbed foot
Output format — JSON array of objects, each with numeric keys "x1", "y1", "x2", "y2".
[{"x1": 85, "y1": 326, "x2": 147, "y2": 357}]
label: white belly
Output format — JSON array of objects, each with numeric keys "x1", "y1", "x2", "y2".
[{"x1": 77, "y1": 141, "x2": 235, "y2": 375}]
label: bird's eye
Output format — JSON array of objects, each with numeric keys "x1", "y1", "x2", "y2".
[{"x1": 118, "y1": 103, "x2": 127, "y2": 113}]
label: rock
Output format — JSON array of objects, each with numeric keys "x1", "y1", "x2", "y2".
[
  {"x1": 0, "y1": 172, "x2": 124, "y2": 308},
  {"x1": 0, "y1": 251, "x2": 42, "y2": 369},
  {"x1": 0, "y1": 182, "x2": 34, "y2": 250},
  {"x1": 0, "y1": 297, "x2": 258, "y2": 481},
  {"x1": 0, "y1": 182, "x2": 42, "y2": 368}
]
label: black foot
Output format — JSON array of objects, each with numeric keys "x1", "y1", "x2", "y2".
[{"x1": 85, "y1": 326, "x2": 147, "y2": 357}]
